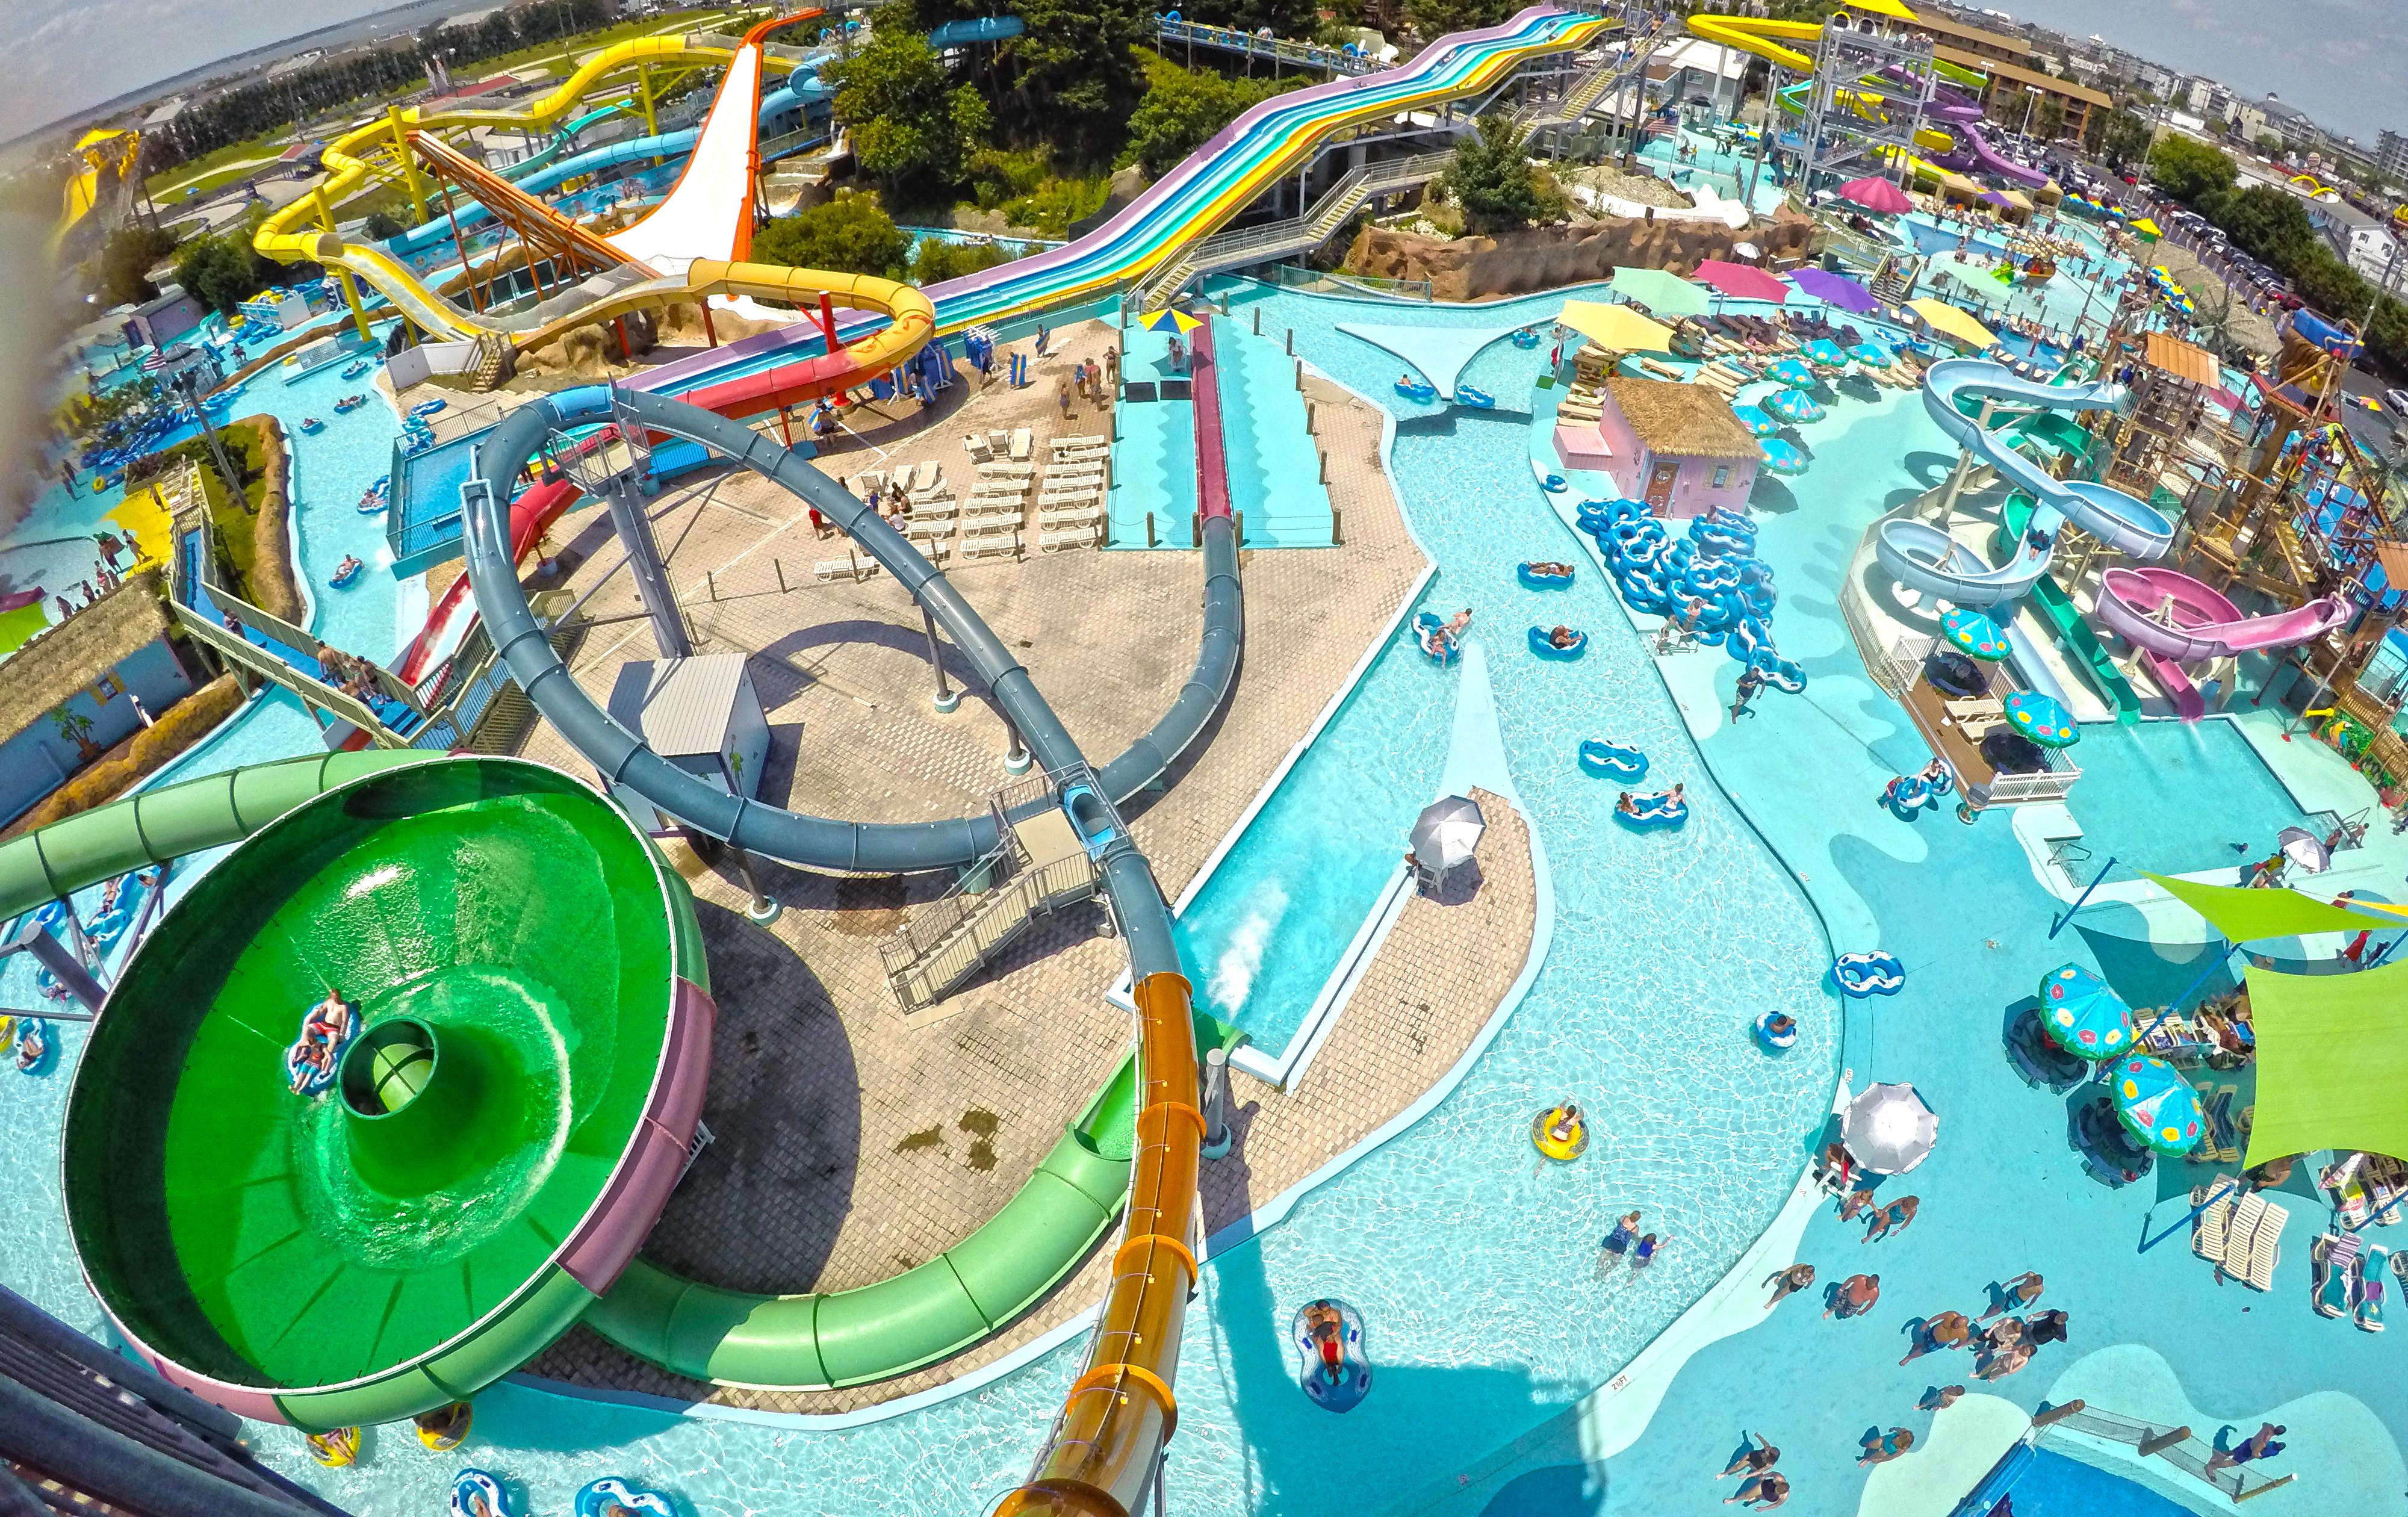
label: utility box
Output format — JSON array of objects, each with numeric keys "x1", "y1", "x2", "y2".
[{"x1": 603, "y1": 653, "x2": 770, "y2": 834}]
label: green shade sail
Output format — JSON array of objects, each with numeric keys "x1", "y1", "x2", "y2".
[
  {"x1": 1609, "y1": 266, "x2": 1712, "y2": 317},
  {"x1": 2244, "y1": 957, "x2": 2408, "y2": 1167},
  {"x1": 2143, "y1": 873, "x2": 2389, "y2": 943}
]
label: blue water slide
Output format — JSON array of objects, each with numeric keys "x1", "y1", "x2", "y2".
[{"x1": 1874, "y1": 359, "x2": 2171, "y2": 609}]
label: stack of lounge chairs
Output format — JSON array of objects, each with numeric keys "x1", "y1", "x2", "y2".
[
  {"x1": 2192, "y1": 1184, "x2": 2288, "y2": 1290},
  {"x1": 1036, "y1": 433, "x2": 1109, "y2": 551},
  {"x1": 2310, "y1": 1228, "x2": 2389, "y2": 1330}
]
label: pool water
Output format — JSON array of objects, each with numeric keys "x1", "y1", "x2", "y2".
[
  {"x1": 1999, "y1": 1448, "x2": 2200, "y2": 1516},
  {"x1": 2061, "y1": 719, "x2": 2306, "y2": 877},
  {"x1": 1170, "y1": 638, "x2": 1453, "y2": 1059}
]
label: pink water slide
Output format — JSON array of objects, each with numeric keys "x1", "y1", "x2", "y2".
[{"x1": 2096, "y1": 567, "x2": 2350, "y2": 721}]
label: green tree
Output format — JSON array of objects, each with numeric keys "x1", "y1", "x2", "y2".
[
  {"x1": 2030, "y1": 98, "x2": 2065, "y2": 143},
  {"x1": 2099, "y1": 109, "x2": 2153, "y2": 171},
  {"x1": 2147, "y1": 134, "x2": 2236, "y2": 202},
  {"x1": 1185, "y1": 0, "x2": 1317, "y2": 37},
  {"x1": 1405, "y1": 0, "x2": 1513, "y2": 40},
  {"x1": 827, "y1": 28, "x2": 991, "y2": 195},
  {"x1": 998, "y1": 0, "x2": 1149, "y2": 159},
  {"x1": 93, "y1": 225, "x2": 176, "y2": 306},
  {"x1": 361, "y1": 209, "x2": 408, "y2": 240},
  {"x1": 173, "y1": 228, "x2": 275, "y2": 315},
  {"x1": 751, "y1": 193, "x2": 913, "y2": 281},
  {"x1": 1123, "y1": 55, "x2": 1276, "y2": 178},
  {"x1": 1442, "y1": 114, "x2": 1561, "y2": 234},
  {"x1": 2254, "y1": 132, "x2": 2285, "y2": 158},
  {"x1": 911, "y1": 236, "x2": 1013, "y2": 283}
]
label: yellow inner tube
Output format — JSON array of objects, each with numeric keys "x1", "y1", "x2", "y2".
[{"x1": 1530, "y1": 1108, "x2": 1589, "y2": 1162}]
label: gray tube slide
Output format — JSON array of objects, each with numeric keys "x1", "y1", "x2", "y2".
[{"x1": 461, "y1": 386, "x2": 1234, "y2": 954}]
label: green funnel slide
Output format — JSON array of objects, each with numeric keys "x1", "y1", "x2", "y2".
[{"x1": 63, "y1": 757, "x2": 713, "y2": 1431}]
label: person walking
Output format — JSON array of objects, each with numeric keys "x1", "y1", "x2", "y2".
[
  {"x1": 1730, "y1": 665, "x2": 1765, "y2": 720},
  {"x1": 1763, "y1": 1263, "x2": 1815, "y2": 1309},
  {"x1": 1057, "y1": 379, "x2": 1074, "y2": 420}
]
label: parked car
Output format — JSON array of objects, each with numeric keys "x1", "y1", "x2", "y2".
[{"x1": 2384, "y1": 388, "x2": 2408, "y2": 416}]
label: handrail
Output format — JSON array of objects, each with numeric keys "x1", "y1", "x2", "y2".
[{"x1": 1155, "y1": 17, "x2": 1379, "y2": 76}]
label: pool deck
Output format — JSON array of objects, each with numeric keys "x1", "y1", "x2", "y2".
[{"x1": 512, "y1": 359, "x2": 1543, "y2": 1414}]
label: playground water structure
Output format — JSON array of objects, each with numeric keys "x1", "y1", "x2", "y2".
[{"x1": 1875, "y1": 359, "x2": 2175, "y2": 608}]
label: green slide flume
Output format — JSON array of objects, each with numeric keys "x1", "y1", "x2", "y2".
[{"x1": 1999, "y1": 491, "x2": 2143, "y2": 724}]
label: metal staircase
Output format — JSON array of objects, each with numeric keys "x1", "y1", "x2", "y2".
[
  {"x1": 1132, "y1": 149, "x2": 1457, "y2": 306},
  {"x1": 1513, "y1": 17, "x2": 1667, "y2": 135},
  {"x1": 878, "y1": 771, "x2": 1110, "y2": 1015}
]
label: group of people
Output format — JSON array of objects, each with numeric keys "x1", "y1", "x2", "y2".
[
  {"x1": 1614, "y1": 782, "x2": 1685, "y2": 815},
  {"x1": 314, "y1": 641, "x2": 384, "y2": 706},
  {"x1": 1055, "y1": 350, "x2": 1117, "y2": 418},
  {"x1": 1430, "y1": 606, "x2": 1473, "y2": 654},
  {"x1": 1718, "y1": 1432, "x2": 1789, "y2": 1509},
  {"x1": 1597, "y1": 1209, "x2": 1671, "y2": 1277}
]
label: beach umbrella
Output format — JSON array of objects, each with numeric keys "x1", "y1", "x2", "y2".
[
  {"x1": 1731, "y1": 403, "x2": 1778, "y2": 437},
  {"x1": 1979, "y1": 190, "x2": 2014, "y2": 210},
  {"x1": 1792, "y1": 267, "x2": 1879, "y2": 314},
  {"x1": 1760, "y1": 438, "x2": 1808, "y2": 475},
  {"x1": 1559, "y1": 300, "x2": 1677, "y2": 355},
  {"x1": 1694, "y1": 259, "x2": 1790, "y2": 304},
  {"x1": 2002, "y1": 690, "x2": 2079, "y2": 748},
  {"x1": 1766, "y1": 357, "x2": 1817, "y2": 388},
  {"x1": 1940, "y1": 606, "x2": 2011, "y2": 661},
  {"x1": 1837, "y1": 175, "x2": 1912, "y2": 215},
  {"x1": 2110, "y1": 1055, "x2": 2205, "y2": 1156},
  {"x1": 1841, "y1": 1082, "x2": 1938, "y2": 1174},
  {"x1": 1733, "y1": 241, "x2": 1762, "y2": 261},
  {"x1": 2037, "y1": 964, "x2": 2133, "y2": 1061},
  {"x1": 1763, "y1": 387, "x2": 1824, "y2": 424},
  {"x1": 1802, "y1": 338, "x2": 1851, "y2": 370},
  {"x1": 1609, "y1": 266, "x2": 1713, "y2": 318},
  {"x1": 1849, "y1": 341, "x2": 1894, "y2": 366},
  {"x1": 2276, "y1": 825, "x2": 2332, "y2": 875},
  {"x1": 1409, "y1": 794, "x2": 1486, "y2": 870},
  {"x1": 1139, "y1": 307, "x2": 1205, "y2": 335}
]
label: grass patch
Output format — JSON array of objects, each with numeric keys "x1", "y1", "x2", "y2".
[{"x1": 149, "y1": 135, "x2": 290, "y2": 200}]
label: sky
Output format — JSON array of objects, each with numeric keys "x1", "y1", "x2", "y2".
[
  {"x1": 1961, "y1": 0, "x2": 2408, "y2": 141},
  {"x1": 2, "y1": 0, "x2": 2404, "y2": 147}
]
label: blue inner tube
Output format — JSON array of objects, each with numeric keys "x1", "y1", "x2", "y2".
[
  {"x1": 1578, "y1": 739, "x2": 1648, "y2": 780},
  {"x1": 1832, "y1": 950, "x2": 1906, "y2": 997},
  {"x1": 1292, "y1": 1299, "x2": 1373, "y2": 1413},
  {"x1": 451, "y1": 1471, "x2": 512, "y2": 1517},
  {"x1": 1412, "y1": 611, "x2": 1458, "y2": 666},
  {"x1": 1539, "y1": 471, "x2": 1568, "y2": 493},
  {"x1": 411, "y1": 397, "x2": 448, "y2": 417},
  {"x1": 1517, "y1": 562, "x2": 1575, "y2": 589},
  {"x1": 1754, "y1": 1011, "x2": 1799, "y2": 1051},
  {"x1": 1394, "y1": 379, "x2": 1437, "y2": 401},
  {"x1": 1455, "y1": 384, "x2": 1495, "y2": 408},
  {"x1": 1513, "y1": 330, "x2": 1542, "y2": 347},
  {"x1": 576, "y1": 1478, "x2": 675, "y2": 1517},
  {"x1": 1616, "y1": 791, "x2": 1689, "y2": 830},
  {"x1": 1528, "y1": 625, "x2": 1587, "y2": 659}
]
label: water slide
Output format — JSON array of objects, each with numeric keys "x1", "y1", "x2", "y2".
[
  {"x1": 1875, "y1": 359, "x2": 2173, "y2": 608},
  {"x1": 2096, "y1": 567, "x2": 2348, "y2": 722},
  {"x1": 1997, "y1": 492, "x2": 2143, "y2": 723},
  {"x1": 606, "y1": 11, "x2": 784, "y2": 269},
  {"x1": 51, "y1": 128, "x2": 141, "y2": 258},
  {"x1": 461, "y1": 385, "x2": 1233, "y2": 1514},
  {"x1": 1919, "y1": 76, "x2": 2048, "y2": 190}
]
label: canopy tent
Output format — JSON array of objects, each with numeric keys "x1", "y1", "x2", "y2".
[
  {"x1": 1336, "y1": 322, "x2": 1520, "y2": 399},
  {"x1": 2242, "y1": 957, "x2": 2408, "y2": 1166},
  {"x1": 2141, "y1": 873, "x2": 2391, "y2": 943},
  {"x1": 1609, "y1": 267, "x2": 1713, "y2": 318},
  {"x1": 1557, "y1": 300, "x2": 1676, "y2": 355},
  {"x1": 1907, "y1": 298, "x2": 1999, "y2": 350}
]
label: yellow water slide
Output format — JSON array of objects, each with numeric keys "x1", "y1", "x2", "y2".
[
  {"x1": 252, "y1": 33, "x2": 789, "y2": 339},
  {"x1": 52, "y1": 129, "x2": 141, "y2": 259}
]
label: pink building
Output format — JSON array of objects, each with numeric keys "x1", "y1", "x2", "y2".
[{"x1": 1565, "y1": 376, "x2": 1762, "y2": 519}]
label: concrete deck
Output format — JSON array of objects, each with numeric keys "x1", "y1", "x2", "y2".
[{"x1": 517, "y1": 361, "x2": 1525, "y2": 1413}]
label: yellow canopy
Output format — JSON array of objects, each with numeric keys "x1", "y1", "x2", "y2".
[
  {"x1": 1558, "y1": 300, "x2": 1675, "y2": 356},
  {"x1": 1907, "y1": 298, "x2": 1998, "y2": 350},
  {"x1": 2129, "y1": 217, "x2": 2162, "y2": 240},
  {"x1": 1846, "y1": 0, "x2": 1920, "y2": 17}
]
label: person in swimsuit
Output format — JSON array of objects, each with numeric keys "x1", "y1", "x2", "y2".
[
  {"x1": 1598, "y1": 1210, "x2": 1643, "y2": 1274},
  {"x1": 1763, "y1": 1263, "x2": 1814, "y2": 1309},
  {"x1": 1863, "y1": 1196, "x2": 1919, "y2": 1243},
  {"x1": 288, "y1": 993, "x2": 355, "y2": 1093},
  {"x1": 1719, "y1": 1432, "x2": 1779, "y2": 1478},
  {"x1": 1550, "y1": 625, "x2": 1579, "y2": 649},
  {"x1": 1858, "y1": 1428, "x2": 1914, "y2": 1466},
  {"x1": 1724, "y1": 1470, "x2": 1789, "y2": 1509}
]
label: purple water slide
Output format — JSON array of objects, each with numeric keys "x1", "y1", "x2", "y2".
[{"x1": 2097, "y1": 567, "x2": 2351, "y2": 661}]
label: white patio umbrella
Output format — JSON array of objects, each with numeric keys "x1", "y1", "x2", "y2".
[
  {"x1": 2276, "y1": 825, "x2": 2331, "y2": 875},
  {"x1": 1841, "y1": 1081, "x2": 1938, "y2": 1175},
  {"x1": 1409, "y1": 795, "x2": 1486, "y2": 871}
]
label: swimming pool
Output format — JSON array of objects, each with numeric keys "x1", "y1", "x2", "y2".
[
  {"x1": 2060, "y1": 718, "x2": 2306, "y2": 878},
  {"x1": 1985, "y1": 1446, "x2": 2201, "y2": 1516}
]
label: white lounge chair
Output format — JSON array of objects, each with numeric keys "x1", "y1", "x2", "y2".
[
  {"x1": 1008, "y1": 427, "x2": 1033, "y2": 461},
  {"x1": 963, "y1": 433, "x2": 994, "y2": 461},
  {"x1": 911, "y1": 461, "x2": 943, "y2": 492},
  {"x1": 815, "y1": 557, "x2": 880, "y2": 583},
  {"x1": 1051, "y1": 433, "x2": 1108, "y2": 454},
  {"x1": 2192, "y1": 1182, "x2": 2235, "y2": 1264},
  {"x1": 962, "y1": 530, "x2": 1020, "y2": 559},
  {"x1": 855, "y1": 468, "x2": 887, "y2": 494},
  {"x1": 1039, "y1": 504, "x2": 1102, "y2": 529},
  {"x1": 976, "y1": 462, "x2": 1034, "y2": 480},
  {"x1": 1040, "y1": 526, "x2": 1100, "y2": 553}
]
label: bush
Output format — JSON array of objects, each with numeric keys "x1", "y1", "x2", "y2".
[
  {"x1": 361, "y1": 209, "x2": 408, "y2": 241},
  {"x1": 911, "y1": 237, "x2": 1013, "y2": 284},
  {"x1": 825, "y1": 27, "x2": 990, "y2": 195},
  {"x1": 172, "y1": 228, "x2": 276, "y2": 315},
  {"x1": 1441, "y1": 114, "x2": 1563, "y2": 234},
  {"x1": 92, "y1": 225, "x2": 178, "y2": 307},
  {"x1": 2147, "y1": 134, "x2": 2237, "y2": 203},
  {"x1": 751, "y1": 193, "x2": 913, "y2": 281},
  {"x1": 967, "y1": 147, "x2": 1049, "y2": 213},
  {"x1": 1001, "y1": 176, "x2": 1111, "y2": 238}
]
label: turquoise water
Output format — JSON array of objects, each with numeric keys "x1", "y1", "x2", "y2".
[
  {"x1": 1105, "y1": 324, "x2": 1199, "y2": 547},
  {"x1": 1208, "y1": 317, "x2": 1332, "y2": 547},
  {"x1": 1170, "y1": 639, "x2": 1451, "y2": 1059},
  {"x1": 2005, "y1": 1450, "x2": 2202, "y2": 1516},
  {"x1": 2061, "y1": 719, "x2": 2306, "y2": 876}
]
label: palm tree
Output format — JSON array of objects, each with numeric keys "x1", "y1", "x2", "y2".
[{"x1": 51, "y1": 706, "x2": 102, "y2": 763}]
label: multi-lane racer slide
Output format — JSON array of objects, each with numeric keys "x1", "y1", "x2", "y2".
[
  {"x1": 2096, "y1": 569, "x2": 2349, "y2": 721},
  {"x1": 1876, "y1": 359, "x2": 2175, "y2": 607}
]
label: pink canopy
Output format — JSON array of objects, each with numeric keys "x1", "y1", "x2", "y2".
[
  {"x1": 1839, "y1": 176, "x2": 1913, "y2": 215},
  {"x1": 1693, "y1": 259, "x2": 1790, "y2": 304}
]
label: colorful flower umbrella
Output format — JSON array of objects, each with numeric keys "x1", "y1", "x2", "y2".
[
  {"x1": 1841, "y1": 1081, "x2": 1938, "y2": 1174},
  {"x1": 1837, "y1": 175, "x2": 1913, "y2": 215},
  {"x1": 1760, "y1": 437, "x2": 1808, "y2": 475},
  {"x1": 1766, "y1": 357, "x2": 1818, "y2": 388},
  {"x1": 1731, "y1": 403, "x2": 1778, "y2": 437},
  {"x1": 2037, "y1": 964, "x2": 2133, "y2": 1061},
  {"x1": 1140, "y1": 307, "x2": 1205, "y2": 335},
  {"x1": 2111, "y1": 1055, "x2": 2205, "y2": 1156},
  {"x1": 1791, "y1": 266, "x2": 1881, "y2": 314},
  {"x1": 1941, "y1": 606, "x2": 2011, "y2": 660},
  {"x1": 2003, "y1": 690, "x2": 2079, "y2": 747},
  {"x1": 1802, "y1": 338, "x2": 1851, "y2": 370},
  {"x1": 1849, "y1": 341, "x2": 1894, "y2": 366},
  {"x1": 1764, "y1": 387, "x2": 1825, "y2": 424}
]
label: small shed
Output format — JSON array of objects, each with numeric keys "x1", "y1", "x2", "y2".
[
  {"x1": 604, "y1": 653, "x2": 771, "y2": 834},
  {"x1": 1597, "y1": 376, "x2": 1762, "y2": 518}
]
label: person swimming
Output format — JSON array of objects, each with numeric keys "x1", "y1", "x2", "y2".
[{"x1": 1549, "y1": 625, "x2": 1578, "y2": 649}]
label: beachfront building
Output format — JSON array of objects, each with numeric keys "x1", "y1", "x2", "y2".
[
  {"x1": 1900, "y1": 8, "x2": 2111, "y2": 144},
  {"x1": 1594, "y1": 376, "x2": 1761, "y2": 519}
]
